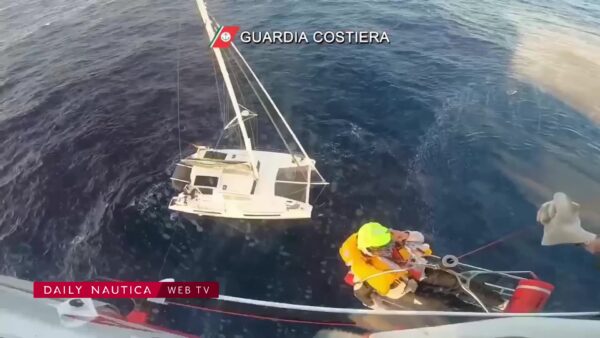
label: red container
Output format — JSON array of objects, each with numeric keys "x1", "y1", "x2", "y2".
[
  {"x1": 344, "y1": 272, "x2": 355, "y2": 286},
  {"x1": 506, "y1": 279, "x2": 554, "y2": 313},
  {"x1": 126, "y1": 310, "x2": 149, "y2": 324}
]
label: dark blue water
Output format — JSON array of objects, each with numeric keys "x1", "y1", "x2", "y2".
[{"x1": 2, "y1": 0, "x2": 600, "y2": 337}]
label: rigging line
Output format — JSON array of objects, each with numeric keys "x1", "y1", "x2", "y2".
[
  {"x1": 176, "y1": 20, "x2": 183, "y2": 160},
  {"x1": 211, "y1": 54, "x2": 227, "y2": 148},
  {"x1": 227, "y1": 51, "x2": 247, "y2": 108},
  {"x1": 229, "y1": 52, "x2": 258, "y2": 149},
  {"x1": 220, "y1": 72, "x2": 240, "y2": 148},
  {"x1": 166, "y1": 301, "x2": 359, "y2": 328},
  {"x1": 228, "y1": 49, "x2": 297, "y2": 161},
  {"x1": 313, "y1": 184, "x2": 327, "y2": 204},
  {"x1": 214, "y1": 129, "x2": 225, "y2": 148},
  {"x1": 211, "y1": 295, "x2": 600, "y2": 318},
  {"x1": 458, "y1": 225, "x2": 537, "y2": 259},
  {"x1": 219, "y1": 53, "x2": 245, "y2": 149},
  {"x1": 211, "y1": 47, "x2": 229, "y2": 140},
  {"x1": 226, "y1": 52, "x2": 254, "y2": 150},
  {"x1": 158, "y1": 228, "x2": 177, "y2": 279},
  {"x1": 212, "y1": 53, "x2": 225, "y2": 126},
  {"x1": 255, "y1": 104, "x2": 259, "y2": 149},
  {"x1": 209, "y1": 15, "x2": 325, "y2": 182},
  {"x1": 249, "y1": 118, "x2": 256, "y2": 150},
  {"x1": 222, "y1": 80, "x2": 229, "y2": 135},
  {"x1": 229, "y1": 42, "x2": 326, "y2": 181}
]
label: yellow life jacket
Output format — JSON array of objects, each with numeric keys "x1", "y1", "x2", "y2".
[{"x1": 339, "y1": 233, "x2": 409, "y2": 295}]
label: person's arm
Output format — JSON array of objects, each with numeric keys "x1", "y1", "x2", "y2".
[
  {"x1": 391, "y1": 230, "x2": 410, "y2": 244},
  {"x1": 405, "y1": 231, "x2": 425, "y2": 243},
  {"x1": 391, "y1": 230, "x2": 427, "y2": 246},
  {"x1": 584, "y1": 237, "x2": 600, "y2": 254},
  {"x1": 391, "y1": 230, "x2": 425, "y2": 243}
]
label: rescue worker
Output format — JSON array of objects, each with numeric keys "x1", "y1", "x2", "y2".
[
  {"x1": 340, "y1": 222, "x2": 506, "y2": 310},
  {"x1": 339, "y1": 222, "x2": 420, "y2": 307}
]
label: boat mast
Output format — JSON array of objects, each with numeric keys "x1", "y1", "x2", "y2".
[{"x1": 195, "y1": 0, "x2": 258, "y2": 179}]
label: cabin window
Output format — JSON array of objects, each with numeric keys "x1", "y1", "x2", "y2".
[
  {"x1": 275, "y1": 183, "x2": 307, "y2": 202},
  {"x1": 276, "y1": 166, "x2": 310, "y2": 182},
  {"x1": 194, "y1": 175, "x2": 219, "y2": 187},
  {"x1": 170, "y1": 164, "x2": 192, "y2": 191},
  {"x1": 204, "y1": 151, "x2": 227, "y2": 160}
]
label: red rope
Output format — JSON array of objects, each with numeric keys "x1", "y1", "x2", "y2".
[
  {"x1": 458, "y1": 225, "x2": 536, "y2": 259},
  {"x1": 98, "y1": 277, "x2": 359, "y2": 328},
  {"x1": 168, "y1": 301, "x2": 359, "y2": 328}
]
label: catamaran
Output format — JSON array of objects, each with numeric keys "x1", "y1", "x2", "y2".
[{"x1": 168, "y1": 0, "x2": 328, "y2": 220}]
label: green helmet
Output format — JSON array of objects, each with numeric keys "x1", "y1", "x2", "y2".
[{"x1": 357, "y1": 222, "x2": 392, "y2": 251}]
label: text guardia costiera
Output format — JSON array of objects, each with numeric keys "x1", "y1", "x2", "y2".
[{"x1": 240, "y1": 31, "x2": 390, "y2": 44}]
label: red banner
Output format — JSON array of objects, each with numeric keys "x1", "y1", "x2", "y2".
[
  {"x1": 211, "y1": 25, "x2": 240, "y2": 48},
  {"x1": 33, "y1": 281, "x2": 219, "y2": 299}
]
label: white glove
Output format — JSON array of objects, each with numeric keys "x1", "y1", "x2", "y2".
[
  {"x1": 406, "y1": 279, "x2": 418, "y2": 293},
  {"x1": 406, "y1": 231, "x2": 425, "y2": 243},
  {"x1": 537, "y1": 193, "x2": 596, "y2": 246},
  {"x1": 386, "y1": 283, "x2": 406, "y2": 299},
  {"x1": 386, "y1": 279, "x2": 418, "y2": 299},
  {"x1": 584, "y1": 237, "x2": 600, "y2": 254},
  {"x1": 536, "y1": 201, "x2": 556, "y2": 226}
]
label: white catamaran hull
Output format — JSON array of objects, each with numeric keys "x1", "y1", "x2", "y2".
[{"x1": 169, "y1": 147, "x2": 323, "y2": 219}]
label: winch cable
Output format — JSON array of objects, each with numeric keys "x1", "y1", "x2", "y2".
[
  {"x1": 96, "y1": 276, "x2": 599, "y2": 328},
  {"x1": 458, "y1": 224, "x2": 538, "y2": 259},
  {"x1": 165, "y1": 295, "x2": 600, "y2": 318}
]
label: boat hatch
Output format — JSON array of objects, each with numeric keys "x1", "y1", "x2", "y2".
[
  {"x1": 170, "y1": 163, "x2": 192, "y2": 191},
  {"x1": 193, "y1": 175, "x2": 219, "y2": 187},
  {"x1": 198, "y1": 188, "x2": 213, "y2": 195}
]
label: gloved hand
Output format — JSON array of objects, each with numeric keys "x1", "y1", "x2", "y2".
[
  {"x1": 536, "y1": 201, "x2": 557, "y2": 226},
  {"x1": 406, "y1": 279, "x2": 418, "y2": 293},
  {"x1": 391, "y1": 230, "x2": 410, "y2": 244},
  {"x1": 386, "y1": 279, "x2": 419, "y2": 299},
  {"x1": 406, "y1": 231, "x2": 425, "y2": 243},
  {"x1": 386, "y1": 283, "x2": 406, "y2": 299},
  {"x1": 537, "y1": 192, "x2": 596, "y2": 246},
  {"x1": 584, "y1": 237, "x2": 600, "y2": 254}
]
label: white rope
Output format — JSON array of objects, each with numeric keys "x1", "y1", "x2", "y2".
[
  {"x1": 215, "y1": 294, "x2": 599, "y2": 318},
  {"x1": 94, "y1": 276, "x2": 598, "y2": 318}
]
